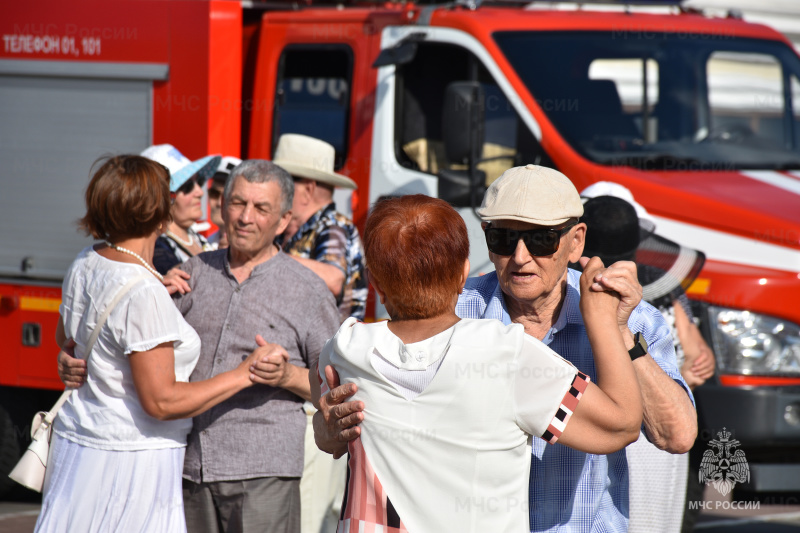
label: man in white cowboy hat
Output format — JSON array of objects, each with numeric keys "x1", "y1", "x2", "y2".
[
  {"x1": 273, "y1": 133, "x2": 367, "y2": 323},
  {"x1": 313, "y1": 165, "x2": 698, "y2": 533},
  {"x1": 271, "y1": 134, "x2": 366, "y2": 533},
  {"x1": 140, "y1": 144, "x2": 221, "y2": 273}
]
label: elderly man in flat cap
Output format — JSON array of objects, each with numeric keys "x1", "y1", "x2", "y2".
[{"x1": 315, "y1": 165, "x2": 697, "y2": 533}]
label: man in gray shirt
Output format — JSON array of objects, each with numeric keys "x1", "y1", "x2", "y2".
[{"x1": 164, "y1": 159, "x2": 340, "y2": 532}]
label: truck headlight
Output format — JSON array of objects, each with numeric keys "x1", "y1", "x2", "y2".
[{"x1": 708, "y1": 306, "x2": 800, "y2": 376}]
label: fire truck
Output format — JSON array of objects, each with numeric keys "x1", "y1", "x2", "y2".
[{"x1": 2, "y1": 0, "x2": 799, "y2": 497}]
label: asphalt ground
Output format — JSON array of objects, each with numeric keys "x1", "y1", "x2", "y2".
[{"x1": 2, "y1": 485, "x2": 799, "y2": 533}]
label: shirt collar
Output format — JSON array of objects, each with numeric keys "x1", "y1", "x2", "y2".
[
  {"x1": 563, "y1": 268, "x2": 585, "y2": 326},
  {"x1": 223, "y1": 245, "x2": 284, "y2": 281},
  {"x1": 484, "y1": 274, "x2": 513, "y2": 325},
  {"x1": 539, "y1": 269, "x2": 582, "y2": 344}
]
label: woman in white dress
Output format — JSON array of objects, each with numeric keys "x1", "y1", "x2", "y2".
[
  {"x1": 311, "y1": 195, "x2": 645, "y2": 533},
  {"x1": 35, "y1": 155, "x2": 275, "y2": 533}
]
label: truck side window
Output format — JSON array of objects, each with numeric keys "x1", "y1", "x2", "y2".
[
  {"x1": 274, "y1": 46, "x2": 353, "y2": 169},
  {"x1": 394, "y1": 42, "x2": 548, "y2": 185}
]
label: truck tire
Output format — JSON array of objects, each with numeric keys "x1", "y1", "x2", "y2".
[{"x1": 0, "y1": 405, "x2": 21, "y2": 497}]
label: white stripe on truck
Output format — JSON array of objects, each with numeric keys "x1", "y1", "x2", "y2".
[
  {"x1": 652, "y1": 216, "x2": 800, "y2": 273},
  {"x1": 743, "y1": 170, "x2": 800, "y2": 196}
]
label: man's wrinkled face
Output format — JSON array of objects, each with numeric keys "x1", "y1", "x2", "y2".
[
  {"x1": 223, "y1": 176, "x2": 290, "y2": 256},
  {"x1": 487, "y1": 219, "x2": 585, "y2": 310}
]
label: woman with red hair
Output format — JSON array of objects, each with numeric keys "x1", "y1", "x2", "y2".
[{"x1": 312, "y1": 194, "x2": 644, "y2": 533}]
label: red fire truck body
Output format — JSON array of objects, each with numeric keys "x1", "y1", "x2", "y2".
[{"x1": 2, "y1": 0, "x2": 799, "y2": 495}]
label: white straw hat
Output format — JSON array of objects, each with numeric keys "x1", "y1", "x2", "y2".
[{"x1": 272, "y1": 134, "x2": 356, "y2": 189}]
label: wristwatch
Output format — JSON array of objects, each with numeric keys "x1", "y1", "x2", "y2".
[{"x1": 628, "y1": 332, "x2": 648, "y2": 361}]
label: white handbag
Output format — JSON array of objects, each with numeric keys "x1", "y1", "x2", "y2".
[{"x1": 9, "y1": 274, "x2": 149, "y2": 492}]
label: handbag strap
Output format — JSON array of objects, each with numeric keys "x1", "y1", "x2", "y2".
[
  {"x1": 84, "y1": 273, "x2": 151, "y2": 364},
  {"x1": 44, "y1": 273, "x2": 151, "y2": 423}
]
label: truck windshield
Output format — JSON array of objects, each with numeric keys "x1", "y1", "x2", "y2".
[{"x1": 494, "y1": 31, "x2": 800, "y2": 170}]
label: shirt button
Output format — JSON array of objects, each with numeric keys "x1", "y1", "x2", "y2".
[{"x1": 416, "y1": 351, "x2": 425, "y2": 361}]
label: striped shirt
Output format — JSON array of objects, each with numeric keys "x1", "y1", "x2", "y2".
[
  {"x1": 279, "y1": 203, "x2": 367, "y2": 322},
  {"x1": 456, "y1": 268, "x2": 694, "y2": 533}
]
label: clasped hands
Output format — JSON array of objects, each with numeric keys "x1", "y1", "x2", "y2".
[{"x1": 56, "y1": 334, "x2": 294, "y2": 389}]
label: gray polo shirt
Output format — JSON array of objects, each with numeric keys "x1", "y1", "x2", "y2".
[{"x1": 176, "y1": 249, "x2": 339, "y2": 482}]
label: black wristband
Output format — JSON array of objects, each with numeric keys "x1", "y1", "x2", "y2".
[{"x1": 629, "y1": 332, "x2": 648, "y2": 361}]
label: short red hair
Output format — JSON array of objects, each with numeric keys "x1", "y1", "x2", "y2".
[{"x1": 365, "y1": 195, "x2": 469, "y2": 320}]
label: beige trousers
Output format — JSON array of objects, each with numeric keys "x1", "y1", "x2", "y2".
[{"x1": 300, "y1": 404, "x2": 348, "y2": 533}]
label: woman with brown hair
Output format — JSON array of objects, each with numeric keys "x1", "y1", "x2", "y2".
[
  {"x1": 35, "y1": 155, "x2": 275, "y2": 533},
  {"x1": 311, "y1": 194, "x2": 644, "y2": 533}
]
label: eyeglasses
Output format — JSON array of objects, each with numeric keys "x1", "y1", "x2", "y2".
[
  {"x1": 176, "y1": 175, "x2": 207, "y2": 195},
  {"x1": 207, "y1": 187, "x2": 223, "y2": 201},
  {"x1": 484, "y1": 221, "x2": 578, "y2": 257}
]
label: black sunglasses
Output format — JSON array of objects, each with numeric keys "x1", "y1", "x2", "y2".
[
  {"x1": 207, "y1": 187, "x2": 223, "y2": 200},
  {"x1": 484, "y1": 221, "x2": 578, "y2": 257},
  {"x1": 176, "y1": 175, "x2": 207, "y2": 195}
]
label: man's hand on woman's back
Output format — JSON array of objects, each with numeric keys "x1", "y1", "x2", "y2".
[
  {"x1": 57, "y1": 339, "x2": 87, "y2": 389},
  {"x1": 313, "y1": 365, "x2": 364, "y2": 459}
]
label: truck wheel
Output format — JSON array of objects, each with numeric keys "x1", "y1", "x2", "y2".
[{"x1": 0, "y1": 405, "x2": 21, "y2": 497}]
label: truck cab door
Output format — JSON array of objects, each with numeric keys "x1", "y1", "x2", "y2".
[{"x1": 249, "y1": 13, "x2": 383, "y2": 222}]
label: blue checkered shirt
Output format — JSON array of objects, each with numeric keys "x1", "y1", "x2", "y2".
[{"x1": 456, "y1": 268, "x2": 693, "y2": 533}]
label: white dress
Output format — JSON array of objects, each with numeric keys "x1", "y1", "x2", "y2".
[{"x1": 35, "y1": 247, "x2": 201, "y2": 533}]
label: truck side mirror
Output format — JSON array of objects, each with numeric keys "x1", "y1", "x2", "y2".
[
  {"x1": 439, "y1": 81, "x2": 486, "y2": 209},
  {"x1": 372, "y1": 33, "x2": 426, "y2": 68}
]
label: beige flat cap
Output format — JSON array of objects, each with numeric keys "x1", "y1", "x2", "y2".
[{"x1": 477, "y1": 164, "x2": 584, "y2": 225}]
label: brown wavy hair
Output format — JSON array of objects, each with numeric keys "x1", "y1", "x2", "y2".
[
  {"x1": 79, "y1": 155, "x2": 171, "y2": 242},
  {"x1": 365, "y1": 194, "x2": 469, "y2": 320}
]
